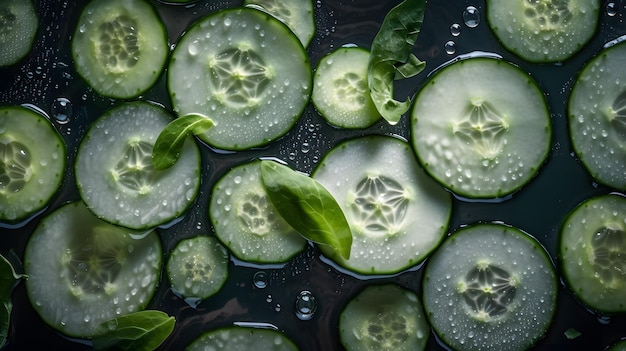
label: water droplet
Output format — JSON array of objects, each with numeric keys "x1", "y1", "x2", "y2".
[
  {"x1": 266, "y1": 294, "x2": 273, "y2": 303},
  {"x1": 188, "y1": 41, "x2": 199, "y2": 56},
  {"x1": 463, "y1": 6, "x2": 480, "y2": 28},
  {"x1": 445, "y1": 41, "x2": 456, "y2": 54},
  {"x1": 274, "y1": 303, "x2": 281, "y2": 312},
  {"x1": 301, "y1": 142, "x2": 310, "y2": 154},
  {"x1": 295, "y1": 290, "x2": 317, "y2": 320},
  {"x1": 450, "y1": 23, "x2": 461, "y2": 36},
  {"x1": 253, "y1": 271, "x2": 268, "y2": 288},
  {"x1": 606, "y1": 2, "x2": 618, "y2": 16}
]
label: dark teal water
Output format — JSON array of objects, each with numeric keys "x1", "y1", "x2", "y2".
[{"x1": 1, "y1": 0, "x2": 625, "y2": 350}]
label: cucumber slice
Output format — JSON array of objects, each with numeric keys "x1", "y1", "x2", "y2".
[
  {"x1": 209, "y1": 159, "x2": 306, "y2": 264},
  {"x1": 568, "y1": 41, "x2": 626, "y2": 190},
  {"x1": 486, "y1": 0, "x2": 600, "y2": 62},
  {"x1": 608, "y1": 339, "x2": 626, "y2": 351},
  {"x1": 411, "y1": 57, "x2": 551, "y2": 199},
  {"x1": 71, "y1": 0, "x2": 168, "y2": 99},
  {"x1": 559, "y1": 193, "x2": 626, "y2": 313},
  {"x1": 311, "y1": 135, "x2": 452, "y2": 275},
  {"x1": 244, "y1": 0, "x2": 315, "y2": 48},
  {"x1": 168, "y1": 8, "x2": 312, "y2": 151},
  {"x1": 312, "y1": 47, "x2": 381, "y2": 129},
  {"x1": 167, "y1": 235, "x2": 229, "y2": 300},
  {"x1": 186, "y1": 326, "x2": 298, "y2": 351},
  {"x1": 75, "y1": 101, "x2": 201, "y2": 230},
  {"x1": 0, "y1": 0, "x2": 38, "y2": 67},
  {"x1": 339, "y1": 284, "x2": 429, "y2": 351},
  {"x1": 24, "y1": 201, "x2": 162, "y2": 338},
  {"x1": 422, "y1": 223, "x2": 557, "y2": 351},
  {"x1": 0, "y1": 106, "x2": 65, "y2": 222}
]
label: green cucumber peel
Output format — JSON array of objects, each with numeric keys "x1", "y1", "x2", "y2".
[
  {"x1": 260, "y1": 160, "x2": 352, "y2": 259},
  {"x1": 151, "y1": 113, "x2": 214, "y2": 170},
  {"x1": 92, "y1": 310, "x2": 175, "y2": 351},
  {"x1": 368, "y1": 0, "x2": 427, "y2": 125},
  {"x1": 0, "y1": 253, "x2": 25, "y2": 348}
]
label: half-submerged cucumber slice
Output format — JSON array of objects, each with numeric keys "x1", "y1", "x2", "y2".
[
  {"x1": 312, "y1": 135, "x2": 452, "y2": 275},
  {"x1": 0, "y1": 0, "x2": 38, "y2": 67},
  {"x1": 559, "y1": 193, "x2": 626, "y2": 314},
  {"x1": 71, "y1": 0, "x2": 168, "y2": 99},
  {"x1": 167, "y1": 235, "x2": 229, "y2": 301},
  {"x1": 422, "y1": 223, "x2": 557, "y2": 351},
  {"x1": 0, "y1": 106, "x2": 65, "y2": 222},
  {"x1": 24, "y1": 201, "x2": 162, "y2": 338},
  {"x1": 312, "y1": 47, "x2": 381, "y2": 129},
  {"x1": 209, "y1": 160, "x2": 306, "y2": 264},
  {"x1": 75, "y1": 101, "x2": 201, "y2": 230},
  {"x1": 339, "y1": 284, "x2": 429, "y2": 351},
  {"x1": 244, "y1": 0, "x2": 315, "y2": 48},
  {"x1": 568, "y1": 41, "x2": 626, "y2": 190},
  {"x1": 411, "y1": 57, "x2": 551, "y2": 199},
  {"x1": 486, "y1": 0, "x2": 600, "y2": 63},
  {"x1": 168, "y1": 8, "x2": 312, "y2": 151},
  {"x1": 186, "y1": 326, "x2": 298, "y2": 351}
]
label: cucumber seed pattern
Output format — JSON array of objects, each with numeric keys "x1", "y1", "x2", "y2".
[
  {"x1": 453, "y1": 99, "x2": 509, "y2": 159},
  {"x1": 523, "y1": 0, "x2": 572, "y2": 28},
  {"x1": 238, "y1": 193, "x2": 284, "y2": 236},
  {"x1": 362, "y1": 311, "x2": 410, "y2": 349},
  {"x1": 591, "y1": 226, "x2": 626, "y2": 288},
  {"x1": 350, "y1": 175, "x2": 410, "y2": 237},
  {"x1": 0, "y1": 140, "x2": 31, "y2": 193},
  {"x1": 610, "y1": 91, "x2": 626, "y2": 136},
  {"x1": 112, "y1": 139, "x2": 156, "y2": 194},
  {"x1": 334, "y1": 72, "x2": 368, "y2": 110},
  {"x1": 96, "y1": 15, "x2": 140, "y2": 72},
  {"x1": 457, "y1": 262, "x2": 518, "y2": 321}
]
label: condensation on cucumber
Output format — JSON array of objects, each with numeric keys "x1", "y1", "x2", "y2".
[
  {"x1": 244, "y1": 0, "x2": 315, "y2": 48},
  {"x1": 186, "y1": 326, "x2": 299, "y2": 351},
  {"x1": 0, "y1": 0, "x2": 39, "y2": 67}
]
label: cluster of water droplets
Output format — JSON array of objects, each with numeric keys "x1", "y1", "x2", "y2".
[
  {"x1": 445, "y1": 6, "x2": 481, "y2": 55},
  {"x1": 252, "y1": 270, "x2": 318, "y2": 320}
]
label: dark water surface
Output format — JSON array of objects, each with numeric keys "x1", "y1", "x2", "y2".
[{"x1": 1, "y1": 0, "x2": 626, "y2": 350}]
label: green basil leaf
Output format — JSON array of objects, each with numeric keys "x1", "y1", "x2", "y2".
[
  {"x1": 564, "y1": 328, "x2": 581, "y2": 340},
  {"x1": 92, "y1": 310, "x2": 175, "y2": 351},
  {"x1": 368, "y1": 0, "x2": 427, "y2": 125},
  {"x1": 151, "y1": 113, "x2": 214, "y2": 170},
  {"x1": 0, "y1": 253, "x2": 24, "y2": 348},
  {"x1": 260, "y1": 160, "x2": 352, "y2": 260}
]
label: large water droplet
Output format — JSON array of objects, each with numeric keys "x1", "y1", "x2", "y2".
[
  {"x1": 463, "y1": 6, "x2": 480, "y2": 28},
  {"x1": 295, "y1": 290, "x2": 317, "y2": 320},
  {"x1": 253, "y1": 271, "x2": 268, "y2": 288},
  {"x1": 606, "y1": 2, "x2": 618, "y2": 16},
  {"x1": 445, "y1": 41, "x2": 457, "y2": 54},
  {"x1": 450, "y1": 23, "x2": 461, "y2": 37}
]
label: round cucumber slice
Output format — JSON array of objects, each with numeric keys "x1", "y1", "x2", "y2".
[
  {"x1": 244, "y1": 0, "x2": 315, "y2": 48},
  {"x1": 339, "y1": 284, "x2": 429, "y2": 351},
  {"x1": 312, "y1": 135, "x2": 452, "y2": 275},
  {"x1": 486, "y1": 0, "x2": 600, "y2": 63},
  {"x1": 0, "y1": 106, "x2": 65, "y2": 222},
  {"x1": 71, "y1": 0, "x2": 168, "y2": 99},
  {"x1": 167, "y1": 235, "x2": 229, "y2": 300},
  {"x1": 24, "y1": 201, "x2": 162, "y2": 338},
  {"x1": 209, "y1": 159, "x2": 306, "y2": 264},
  {"x1": 312, "y1": 47, "x2": 381, "y2": 129},
  {"x1": 411, "y1": 56, "x2": 551, "y2": 199},
  {"x1": 559, "y1": 193, "x2": 626, "y2": 314},
  {"x1": 0, "y1": 0, "x2": 38, "y2": 67},
  {"x1": 422, "y1": 223, "x2": 557, "y2": 351},
  {"x1": 168, "y1": 7, "x2": 312, "y2": 151},
  {"x1": 75, "y1": 101, "x2": 201, "y2": 230},
  {"x1": 568, "y1": 41, "x2": 626, "y2": 190},
  {"x1": 186, "y1": 326, "x2": 299, "y2": 351}
]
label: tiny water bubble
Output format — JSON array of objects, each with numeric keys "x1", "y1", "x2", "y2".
[
  {"x1": 606, "y1": 2, "x2": 618, "y2": 16},
  {"x1": 463, "y1": 6, "x2": 480, "y2": 28},
  {"x1": 295, "y1": 291, "x2": 317, "y2": 320},
  {"x1": 51, "y1": 97, "x2": 73, "y2": 124},
  {"x1": 253, "y1": 271, "x2": 268, "y2": 288},
  {"x1": 274, "y1": 303, "x2": 281, "y2": 312},
  {"x1": 301, "y1": 142, "x2": 310, "y2": 154},
  {"x1": 266, "y1": 294, "x2": 273, "y2": 303},
  {"x1": 450, "y1": 23, "x2": 461, "y2": 36},
  {"x1": 445, "y1": 41, "x2": 456, "y2": 54}
]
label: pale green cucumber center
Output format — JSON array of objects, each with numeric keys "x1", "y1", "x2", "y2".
[
  {"x1": 334, "y1": 72, "x2": 369, "y2": 110},
  {"x1": 0, "y1": 6, "x2": 17, "y2": 38},
  {"x1": 609, "y1": 90, "x2": 626, "y2": 135},
  {"x1": 0, "y1": 139, "x2": 32, "y2": 193},
  {"x1": 452, "y1": 99, "x2": 509, "y2": 160},
  {"x1": 361, "y1": 311, "x2": 410, "y2": 349},
  {"x1": 591, "y1": 226, "x2": 626, "y2": 288},
  {"x1": 96, "y1": 15, "x2": 140, "y2": 72},
  {"x1": 111, "y1": 139, "x2": 157, "y2": 195},
  {"x1": 237, "y1": 192, "x2": 280, "y2": 236},
  {"x1": 523, "y1": 0, "x2": 573, "y2": 29}
]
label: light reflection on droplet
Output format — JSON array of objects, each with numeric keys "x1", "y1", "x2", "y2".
[
  {"x1": 450, "y1": 23, "x2": 461, "y2": 36},
  {"x1": 51, "y1": 97, "x2": 73, "y2": 124},
  {"x1": 606, "y1": 2, "x2": 618, "y2": 16},
  {"x1": 253, "y1": 271, "x2": 268, "y2": 289},
  {"x1": 463, "y1": 6, "x2": 480, "y2": 28},
  {"x1": 295, "y1": 290, "x2": 317, "y2": 320},
  {"x1": 445, "y1": 41, "x2": 456, "y2": 54}
]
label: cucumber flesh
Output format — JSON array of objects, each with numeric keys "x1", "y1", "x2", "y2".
[
  {"x1": 209, "y1": 160, "x2": 306, "y2": 264},
  {"x1": 167, "y1": 235, "x2": 229, "y2": 301},
  {"x1": 568, "y1": 41, "x2": 626, "y2": 190},
  {"x1": 339, "y1": 284, "x2": 429, "y2": 351},
  {"x1": 486, "y1": 0, "x2": 600, "y2": 62},
  {"x1": 312, "y1": 47, "x2": 381, "y2": 129},
  {"x1": 24, "y1": 201, "x2": 162, "y2": 338},
  {"x1": 411, "y1": 57, "x2": 551, "y2": 199},
  {"x1": 75, "y1": 101, "x2": 201, "y2": 230},
  {"x1": 168, "y1": 8, "x2": 312, "y2": 151},
  {"x1": 186, "y1": 326, "x2": 299, "y2": 350},
  {"x1": 244, "y1": 0, "x2": 315, "y2": 48},
  {"x1": 422, "y1": 223, "x2": 557, "y2": 351},
  {"x1": 0, "y1": 0, "x2": 38, "y2": 67},
  {"x1": 559, "y1": 193, "x2": 626, "y2": 313},
  {"x1": 0, "y1": 106, "x2": 65, "y2": 222},
  {"x1": 312, "y1": 135, "x2": 452, "y2": 275},
  {"x1": 71, "y1": 0, "x2": 168, "y2": 99}
]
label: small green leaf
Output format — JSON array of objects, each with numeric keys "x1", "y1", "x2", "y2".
[
  {"x1": 92, "y1": 310, "x2": 175, "y2": 351},
  {"x1": 0, "y1": 253, "x2": 25, "y2": 348},
  {"x1": 260, "y1": 160, "x2": 352, "y2": 259},
  {"x1": 151, "y1": 113, "x2": 214, "y2": 170},
  {"x1": 564, "y1": 328, "x2": 581, "y2": 340},
  {"x1": 368, "y1": 0, "x2": 427, "y2": 125}
]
